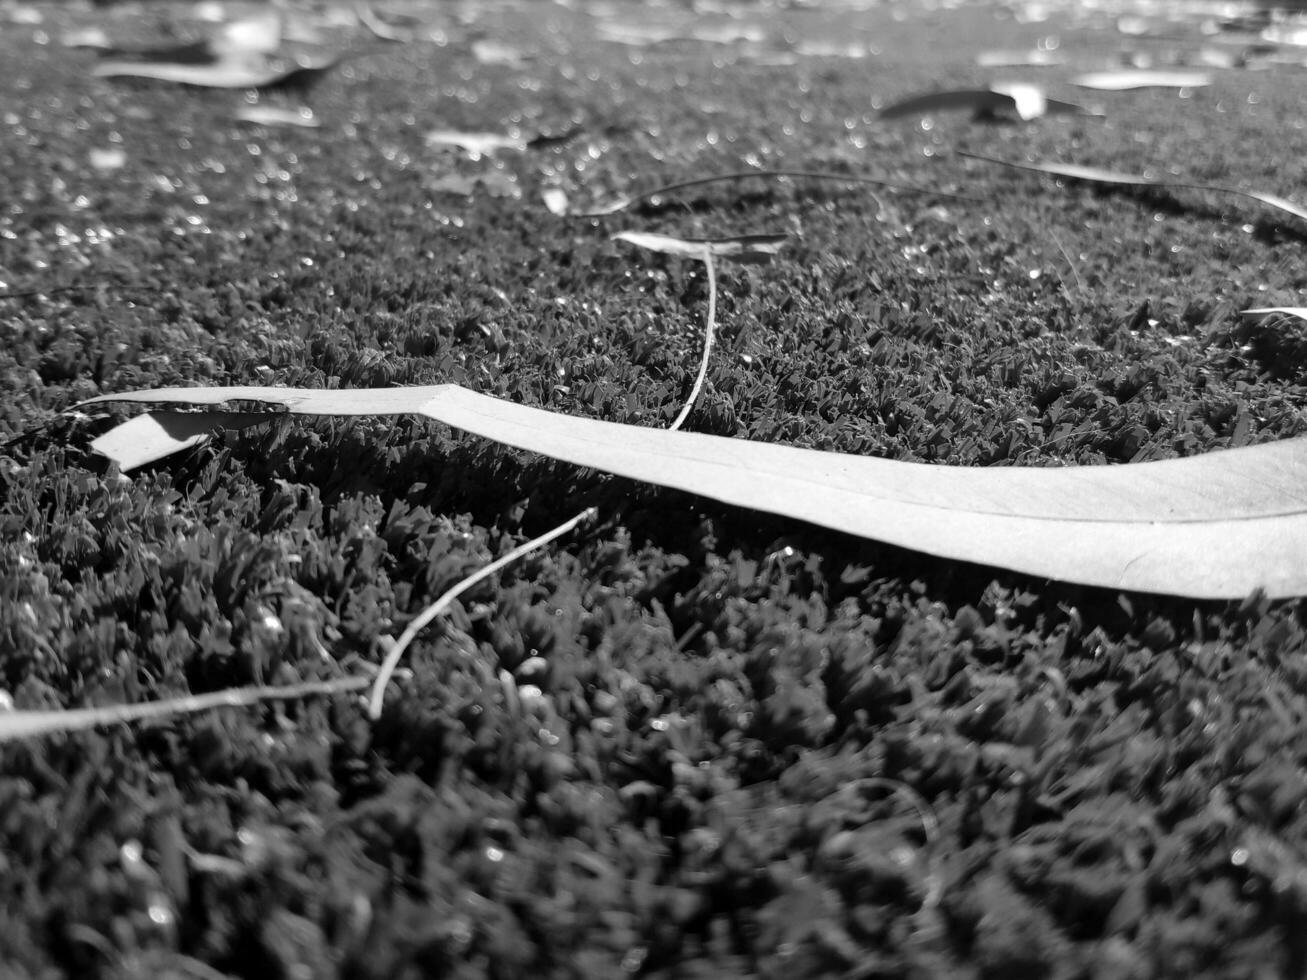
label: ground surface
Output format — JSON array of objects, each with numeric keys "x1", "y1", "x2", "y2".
[{"x1": 5, "y1": 0, "x2": 1307, "y2": 976}]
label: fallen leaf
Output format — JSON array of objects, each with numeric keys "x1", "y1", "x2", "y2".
[
  {"x1": 427, "y1": 170, "x2": 522, "y2": 199},
  {"x1": 975, "y1": 48, "x2": 1065, "y2": 67},
  {"x1": 612, "y1": 231, "x2": 787, "y2": 264},
  {"x1": 1194, "y1": 46, "x2": 1245, "y2": 69},
  {"x1": 960, "y1": 151, "x2": 1307, "y2": 224},
  {"x1": 1071, "y1": 69, "x2": 1213, "y2": 89},
  {"x1": 235, "y1": 104, "x2": 321, "y2": 128},
  {"x1": 210, "y1": 9, "x2": 283, "y2": 58},
  {"x1": 425, "y1": 129, "x2": 527, "y2": 157},
  {"x1": 80, "y1": 384, "x2": 1307, "y2": 598},
  {"x1": 99, "y1": 9, "x2": 282, "y2": 63},
  {"x1": 794, "y1": 39, "x2": 871, "y2": 58},
  {"x1": 356, "y1": 2, "x2": 413, "y2": 42},
  {"x1": 596, "y1": 21, "x2": 681, "y2": 46},
  {"x1": 88, "y1": 146, "x2": 127, "y2": 171},
  {"x1": 0, "y1": 676, "x2": 368, "y2": 743},
  {"x1": 1116, "y1": 15, "x2": 1153, "y2": 35},
  {"x1": 90, "y1": 410, "x2": 271, "y2": 472},
  {"x1": 471, "y1": 39, "x2": 529, "y2": 67},
  {"x1": 690, "y1": 22, "x2": 766, "y2": 45},
  {"x1": 878, "y1": 85, "x2": 1089, "y2": 120},
  {"x1": 94, "y1": 54, "x2": 340, "y2": 90},
  {"x1": 1241, "y1": 308, "x2": 1307, "y2": 321},
  {"x1": 541, "y1": 187, "x2": 570, "y2": 215},
  {"x1": 5, "y1": 3, "x2": 41, "y2": 25},
  {"x1": 1260, "y1": 23, "x2": 1307, "y2": 47},
  {"x1": 62, "y1": 26, "x2": 112, "y2": 50}
]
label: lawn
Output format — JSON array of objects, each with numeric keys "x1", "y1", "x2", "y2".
[{"x1": 5, "y1": 0, "x2": 1307, "y2": 976}]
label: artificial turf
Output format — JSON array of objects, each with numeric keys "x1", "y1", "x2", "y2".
[{"x1": 5, "y1": 0, "x2": 1307, "y2": 976}]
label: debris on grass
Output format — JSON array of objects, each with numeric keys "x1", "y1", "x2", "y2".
[
  {"x1": 234, "y1": 103, "x2": 321, "y2": 128},
  {"x1": 471, "y1": 38, "x2": 531, "y2": 67},
  {"x1": 975, "y1": 48, "x2": 1066, "y2": 67},
  {"x1": 611, "y1": 231, "x2": 787, "y2": 265},
  {"x1": 0, "y1": 676, "x2": 370, "y2": 743},
  {"x1": 961, "y1": 150, "x2": 1307, "y2": 224},
  {"x1": 366, "y1": 507, "x2": 597, "y2": 718},
  {"x1": 94, "y1": 52, "x2": 342, "y2": 90},
  {"x1": 1071, "y1": 68, "x2": 1214, "y2": 89},
  {"x1": 425, "y1": 129, "x2": 528, "y2": 157},
  {"x1": 427, "y1": 169, "x2": 522, "y2": 198},
  {"x1": 90, "y1": 410, "x2": 272, "y2": 471},
  {"x1": 78, "y1": 383, "x2": 1307, "y2": 598},
  {"x1": 1241, "y1": 307, "x2": 1307, "y2": 322},
  {"x1": 878, "y1": 84, "x2": 1090, "y2": 121}
]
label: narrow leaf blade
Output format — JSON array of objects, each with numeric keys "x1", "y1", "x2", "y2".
[
  {"x1": 1072, "y1": 69, "x2": 1213, "y2": 90},
  {"x1": 0, "y1": 677, "x2": 368, "y2": 743},
  {"x1": 613, "y1": 231, "x2": 788, "y2": 264},
  {"x1": 80, "y1": 384, "x2": 1307, "y2": 598}
]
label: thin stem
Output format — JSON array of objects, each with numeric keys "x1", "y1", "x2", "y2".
[
  {"x1": 1048, "y1": 230, "x2": 1084, "y2": 293},
  {"x1": 669, "y1": 248, "x2": 717, "y2": 432},
  {"x1": 573, "y1": 168, "x2": 979, "y2": 217},
  {"x1": 0, "y1": 676, "x2": 371, "y2": 743},
  {"x1": 366, "y1": 507, "x2": 597, "y2": 719}
]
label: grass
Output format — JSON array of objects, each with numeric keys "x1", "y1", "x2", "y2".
[{"x1": 5, "y1": 0, "x2": 1307, "y2": 976}]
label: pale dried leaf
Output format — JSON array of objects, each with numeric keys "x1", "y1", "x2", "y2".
[
  {"x1": 961, "y1": 151, "x2": 1307, "y2": 224},
  {"x1": 612, "y1": 231, "x2": 787, "y2": 264},
  {"x1": 1071, "y1": 69, "x2": 1213, "y2": 90},
  {"x1": 1241, "y1": 308, "x2": 1307, "y2": 321},
  {"x1": 879, "y1": 86, "x2": 1087, "y2": 120},
  {"x1": 235, "y1": 104, "x2": 320, "y2": 128},
  {"x1": 81, "y1": 384, "x2": 1307, "y2": 598},
  {"x1": 210, "y1": 9, "x2": 282, "y2": 57},
  {"x1": 0, "y1": 677, "x2": 368, "y2": 743},
  {"x1": 94, "y1": 54, "x2": 338, "y2": 90},
  {"x1": 541, "y1": 187, "x2": 570, "y2": 215}
]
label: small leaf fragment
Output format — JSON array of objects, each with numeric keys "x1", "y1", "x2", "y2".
[
  {"x1": 0, "y1": 676, "x2": 369, "y2": 743},
  {"x1": 541, "y1": 186, "x2": 570, "y2": 215},
  {"x1": 91, "y1": 411, "x2": 271, "y2": 471},
  {"x1": 235, "y1": 104, "x2": 320, "y2": 128},
  {"x1": 613, "y1": 231, "x2": 787, "y2": 264},
  {"x1": 1071, "y1": 69, "x2": 1213, "y2": 90}
]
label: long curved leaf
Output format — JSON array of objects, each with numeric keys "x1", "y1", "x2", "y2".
[
  {"x1": 960, "y1": 151, "x2": 1307, "y2": 224},
  {"x1": 81, "y1": 385, "x2": 1307, "y2": 599},
  {"x1": 94, "y1": 54, "x2": 339, "y2": 90}
]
